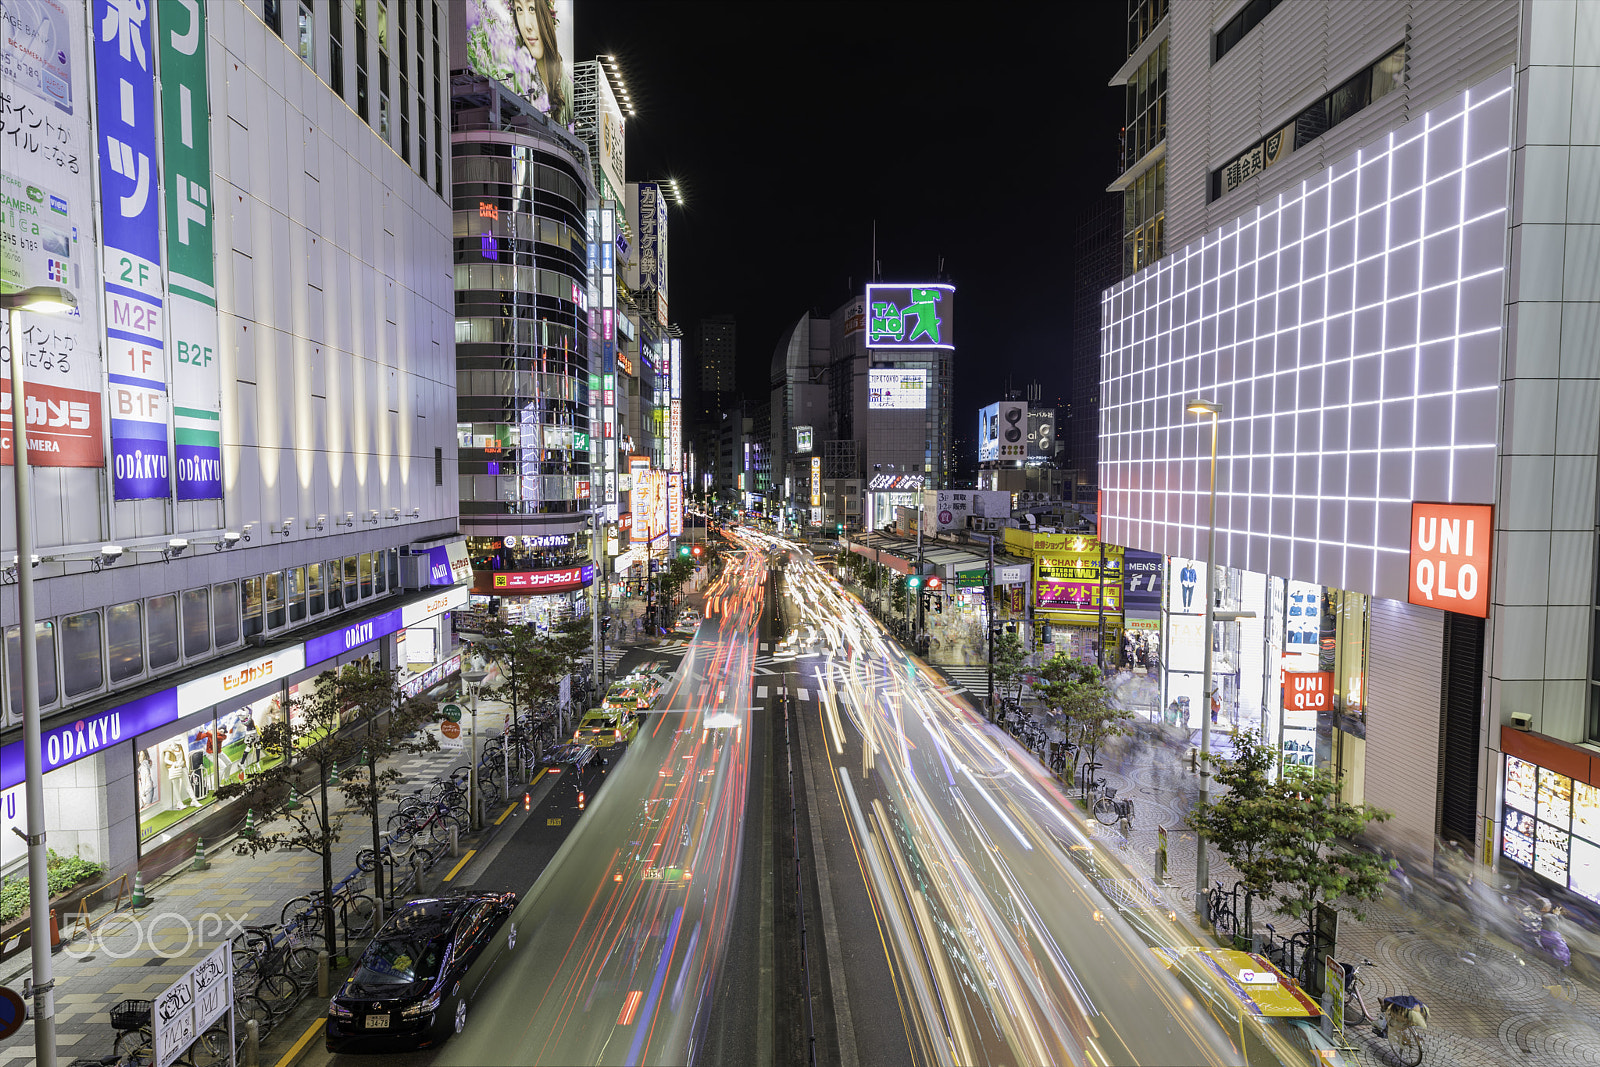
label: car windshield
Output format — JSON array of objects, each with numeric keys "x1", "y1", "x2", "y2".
[{"x1": 352, "y1": 937, "x2": 445, "y2": 990}]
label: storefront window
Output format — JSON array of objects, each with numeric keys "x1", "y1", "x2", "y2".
[
  {"x1": 242, "y1": 576, "x2": 263, "y2": 639},
  {"x1": 1330, "y1": 589, "x2": 1369, "y2": 734},
  {"x1": 374, "y1": 551, "x2": 386, "y2": 594},
  {"x1": 289, "y1": 566, "x2": 307, "y2": 623},
  {"x1": 4, "y1": 622, "x2": 58, "y2": 713},
  {"x1": 343, "y1": 555, "x2": 358, "y2": 604},
  {"x1": 266, "y1": 571, "x2": 287, "y2": 629},
  {"x1": 214, "y1": 582, "x2": 240, "y2": 647},
  {"x1": 1503, "y1": 755, "x2": 1588, "y2": 899},
  {"x1": 148, "y1": 594, "x2": 179, "y2": 670},
  {"x1": 308, "y1": 563, "x2": 325, "y2": 616},
  {"x1": 387, "y1": 548, "x2": 400, "y2": 590},
  {"x1": 61, "y1": 611, "x2": 104, "y2": 698},
  {"x1": 360, "y1": 552, "x2": 373, "y2": 598},
  {"x1": 107, "y1": 601, "x2": 144, "y2": 684},
  {"x1": 183, "y1": 588, "x2": 211, "y2": 658}
]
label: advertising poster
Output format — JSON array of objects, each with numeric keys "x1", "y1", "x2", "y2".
[
  {"x1": 157, "y1": 0, "x2": 221, "y2": 499},
  {"x1": 463, "y1": 0, "x2": 574, "y2": 125},
  {"x1": 1166, "y1": 557, "x2": 1207, "y2": 615},
  {"x1": 1027, "y1": 407, "x2": 1056, "y2": 460},
  {"x1": 992, "y1": 400, "x2": 1027, "y2": 459},
  {"x1": 1285, "y1": 580, "x2": 1322, "y2": 656},
  {"x1": 1, "y1": 0, "x2": 104, "y2": 468},
  {"x1": 977, "y1": 403, "x2": 998, "y2": 461},
  {"x1": 94, "y1": 0, "x2": 170, "y2": 499},
  {"x1": 868, "y1": 368, "x2": 926, "y2": 410},
  {"x1": 865, "y1": 283, "x2": 955, "y2": 349},
  {"x1": 1124, "y1": 550, "x2": 1163, "y2": 613}
]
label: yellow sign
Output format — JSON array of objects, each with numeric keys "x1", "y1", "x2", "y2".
[{"x1": 547, "y1": 817, "x2": 562, "y2": 826}]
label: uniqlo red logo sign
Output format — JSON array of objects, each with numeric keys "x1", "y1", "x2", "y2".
[
  {"x1": 1283, "y1": 671, "x2": 1333, "y2": 711},
  {"x1": 1408, "y1": 502, "x2": 1492, "y2": 618}
]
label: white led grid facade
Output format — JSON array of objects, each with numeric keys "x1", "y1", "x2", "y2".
[{"x1": 1100, "y1": 69, "x2": 1514, "y2": 604}]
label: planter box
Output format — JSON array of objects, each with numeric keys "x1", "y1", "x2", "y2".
[{"x1": 0, "y1": 877, "x2": 107, "y2": 963}]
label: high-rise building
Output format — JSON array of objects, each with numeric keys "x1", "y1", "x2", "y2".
[
  {"x1": 699, "y1": 315, "x2": 738, "y2": 399},
  {"x1": 0, "y1": 1, "x2": 464, "y2": 872},
  {"x1": 1069, "y1": 195, "x2": 1122, "y2": 493},
  {"x1": 1110, "y1": 0, "x2": 1170, "y2": 277},
  {"x1": 1100, "y1": 0, "x2": 1600, "y2": 899},
  {"x1": 449, "y1": 9, "x2": 599, "y2": 630}
]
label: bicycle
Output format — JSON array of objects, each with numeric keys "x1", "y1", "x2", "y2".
[
  {"x1": 1373, "y1": 994, "x2": 1428, "y2": 1065},
  {"x1": 356, "y1": 839, "x2": 436, "y2": 875},
  {"x1": 1207, "y1": 882, "x2": 1239, "y2": 934},
  {"x1": 282, "y1": 881, "x2": 377, "y2": 941},
  {"x1": 388, "y1": 798, "x2": 466, "y2": 847},
  {"x1": 1092, "y1": 785, "x2": 1132, "y2": 827},
  {"x1": 230, "y1": 924, "x2": 315, "y2": 1014},
  {"x1": 1336, "y1": 957, "x2": 1377, "y2": 1027}
]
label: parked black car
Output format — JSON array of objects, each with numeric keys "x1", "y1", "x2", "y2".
[{"x1": 325, "y1": 892, "x2": 518, "y2": 1051}]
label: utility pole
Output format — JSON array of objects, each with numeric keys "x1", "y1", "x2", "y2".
[
  {"x1": 916, "y1": 504, "x2": 926, "y2": 647},
  {"x1": 986, "y1": 534, "x2": 995, "y2": 717},
  {"x1": 1096, "y1": 538, "x2": 1107, "y2": 672},
  {"x1": 591, "y1": 508, "x2": 603, "y2": 698}
]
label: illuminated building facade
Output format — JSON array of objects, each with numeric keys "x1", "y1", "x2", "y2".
[
  {"x1": 1100, "y1": 1, "x2": 1600, "y2": 906},
  {"x1": 0, "y1": 1, "x2": 465, "y2": 874}
]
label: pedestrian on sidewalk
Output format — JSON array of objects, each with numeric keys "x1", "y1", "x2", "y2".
[{"x1": 1535, "y1": 896, "x2": 1573, "y2": 967}]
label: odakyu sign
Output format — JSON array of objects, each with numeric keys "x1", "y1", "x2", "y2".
[{"x1": 0, "y1": 688, "x2": 179, "y2": 791}]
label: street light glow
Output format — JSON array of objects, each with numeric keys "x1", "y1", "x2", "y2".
[
  {"x1": 1186, "y1": 399, "x2": 1219, "y2": 416},
  {"x1": 0, "y1": 284, "x2": 78, "y2": 314}
]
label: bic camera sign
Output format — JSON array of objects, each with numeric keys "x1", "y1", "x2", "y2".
[{"x1": 1408, "y1": 502, "x2": 1492, "y2": 618}]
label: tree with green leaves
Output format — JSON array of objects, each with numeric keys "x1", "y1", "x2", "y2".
[
  {"x1": 1031, "y1": 651, "x2": 1127, "y2": 789},
  {"x1": 214, "y1": 662, "x2": 437, "y2": 958},
  {"x1": 472, "y1": 617, "x2": 566, "y2": 751},
  {"x1": 1187, "y1": 731, "x2": 1394, "y2": 963},
  {"x1": 990, "y1": 630, "x2": 1028, "y2": 709}
]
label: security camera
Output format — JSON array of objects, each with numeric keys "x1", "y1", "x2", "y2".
[
  {"x1": 1510, "y1": 711, "x2": 1534, "y2": 731},
  {"x1": 9, "y1": 555, "x2": 40, "y2": 568},
  {"x1": 99, "y1": 545, "x2": 124, "y2": 564},
  {"x1": 166, "y1": 538, "x2": 189, "y2": 556},
  {"x1": 222, "y1": 531, "x2": 242, "y2": 544}
]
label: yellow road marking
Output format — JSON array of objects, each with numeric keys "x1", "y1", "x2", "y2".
[
  {"x1": 273, "y1": 1018, "x2": 324, "y2": 1067},
  {"x1": 494, "y1": 801, "x2": 518, "y2": 826},
  {"x1": 442, "y1": 848, "x2": 477, "y2": 882}
]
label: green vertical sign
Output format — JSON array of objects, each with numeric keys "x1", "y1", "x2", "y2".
[{"x1": 158, "y1": 0, "x2": 223, "y2": 500}]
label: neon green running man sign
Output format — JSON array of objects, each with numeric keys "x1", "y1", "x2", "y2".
[{"x1": 866, "y1": 284, "x2": 956, "y2": 349}]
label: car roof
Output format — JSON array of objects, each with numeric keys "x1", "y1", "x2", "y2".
[{"x1": 1152, "y1": 947, "x2": 1323, "y2": 1019}]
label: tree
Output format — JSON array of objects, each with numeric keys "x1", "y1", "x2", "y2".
[
  {"x1": 1187, "y1": 733, "x2": 1394, "y2": 967},
  {"x1": 990, "y1": 631, "x2": 1028, "y2": 709},
  {"x1": 473, "y1": 618, "x2": 566, "y2": 764},
  {"x1": 214, "y1": 663, "x2": 437, "y2": 959},
  {"x1": 1031, "y1": 652, "x2": 1125, "y2": 789},
  {"x1": 1185, "y1": 727, "x2": 1281, "y2": 900}
]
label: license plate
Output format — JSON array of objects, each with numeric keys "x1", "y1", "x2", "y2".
[{"x1": 366, "y1": 1015, "x2": 390, "y2": 1029}]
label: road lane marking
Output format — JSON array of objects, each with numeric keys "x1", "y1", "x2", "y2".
[
  {"x1": 442, "y1": 848, "x2": 477, "y2": 882},
  {"x1": 797, "y1": 687, "x2": 810, "y2": 701},
  {"x1": 274, "y1": 1019, "x2": 324, "y2": 1067},
  {"x1": 494, "y1": 800, "x2": 519, "y2": 825}
]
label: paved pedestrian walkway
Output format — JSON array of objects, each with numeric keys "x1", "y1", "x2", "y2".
[
  {"x1": 0, "y1": 666, "x2": 538, "y2": 1066},
  {"x1": 994, "y1": 707, "x2": 1600, "y2": 1066}
]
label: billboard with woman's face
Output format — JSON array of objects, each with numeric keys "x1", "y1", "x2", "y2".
[{"x1": 464, "y1": 0, "x2": 574, "y2": 125}]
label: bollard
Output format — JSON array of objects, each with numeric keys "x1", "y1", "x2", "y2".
[
  {"x1": 244, "y1": 1019, "x2": 260, "y2": 1067},
  {"x1": 317, "y1": 950, "x2": 330, "y2": 998},
  {"x1": 192, "y1": 836, "x2": 209, "y2": 872},
  {"x1": 450, "y1": 825, "x2": 460, "y2": 859},
  {"x1": 130, "y1": 871, "x2": 146, "y2": 909}
]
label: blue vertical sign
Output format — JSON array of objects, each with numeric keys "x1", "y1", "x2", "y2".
[{"x1": 94, "y1": 0, "x2": 170, "y2": 499}]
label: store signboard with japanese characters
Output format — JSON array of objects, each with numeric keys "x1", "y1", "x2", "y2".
[
  {"x1": 1, "y1": 0, "x2": 104, "y2": 468},
  {"x1": 156, "y1": 0, "x2": 222, "y2": 499},
  {"x1": 95, "y1": 0, "x2": 172, "y2": 498}
]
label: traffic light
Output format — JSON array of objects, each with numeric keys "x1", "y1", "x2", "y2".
[
  {"x1": 907, "y1": 576, "x2": 921, "y2": 590},
  {"x1": 691, "y1": 544, "x2": 703, "y2": 557},
  {"x1": 837, "y1": 523, "x2": 844, "y2": 534},
  {"x1": 678, "y1": 545, "x2": 691, "y2": 558},
  {"x1": 926, "y1": 576, "x2": 943, "y2": 591},
  {"x1": 935, "y1": 597, "x2": 943, "y2": 614}
]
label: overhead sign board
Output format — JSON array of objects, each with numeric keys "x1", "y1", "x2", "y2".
[
  {"x1": 868, "y1": 369, "x2": 927, "y2": 410},
  {"x1": 865, "y1": 283, "x2": 954, "y2": 349}
]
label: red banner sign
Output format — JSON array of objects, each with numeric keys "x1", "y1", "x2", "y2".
[
  {"x1": 481, "y1": 563, "x2": 596, "y2": 595},
  {"x1": 1282, "y1": 670, "x2": 1333, "y2": 712},
  {"x1": 0, "y1": 378, "x2": 105, "y2": 467},
  {"x1": 1408, "y1": 501, "x2": 1492, "y2": 618}
]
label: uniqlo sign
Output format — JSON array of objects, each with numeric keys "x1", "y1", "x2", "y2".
[
  {"x1": 1283, "y1": 671, "x2": 1333, "y2": 712},
  {"x1": 1408, "y1": 502, "x2": 1492, "y2": 618}
]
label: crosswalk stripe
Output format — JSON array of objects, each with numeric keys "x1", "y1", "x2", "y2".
[
  {"x1": 797, "y1": 688, "x2": 810, "y2": 701},
  {"x1": 756, "y1": 685, "x2": 768, "y2": 699}
]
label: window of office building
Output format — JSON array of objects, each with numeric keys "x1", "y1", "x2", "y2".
[
  {"x1": 1211, "y1": 44, "x2": 1407, "y2": 202},
  {"x1": 148, "y1": 594, "x2": 179, "y2": 671},
  {"x1": 398, "y1": 0, "x2": 410, "y2": 162},
  {"x1": 107, "y1": 601, "x2": 143, "y2": 685},
  {"x1": 1123, "y1": 158, "x2": 1165, "y2": 277},
  {"x1": 354, "y1": 0, "x2": 369, "y2": 122},
  {"x1": 1127, "y1": 0, "x2": 1168, "y2": 56},
  {"x1": 214, "y1": 583, "x2": 240, "y2": 647},
  {"x1": 1124, "y1": 39, "x2": 1167, "y2": 168},
  {"x1": 183, "y1": 588, "x2": 211, "y2": 659},
  {"x1": 296, "y1": 1, "x2": 314, "y2": 66},
  {"x1": 265, "y1": 571, "x2": 287, "y2": 629},
  {"x1": 327, "y1": 561, "x2": 345, "y2": 611},
  {"x1": 61, "y1": 611, "x2": 103, "y2": 699},
  {"x1": 1213, "y1": 0, "x2": 1283, "y2": 64},
  {"x1": 344, "y1": 555, "x2": 359, "y2": 604},
  {"x1": 329, "y1": 0, "x2": 344, "y2": 97},
  {"x1": 360, "y1": 553, "x2": 374, "y2": 598},
  {"x1": 289, "y1": 565, "x2": 308, "y2": 623},
  {"x1": 4, "y1": 622, "x2": 57, "y2": 717},
  {"x1": 264, "y1": 0, "x2": 282, "y2": 36},
  {"x1": 377, "y1": 0, "x2": 390, "y2": 142},
  {"x1": 243, "y1": 576, "x2": 264, "y2": 639},
  {"x1": 415, "y1": 1, "x2": 427, "y2": 181}
]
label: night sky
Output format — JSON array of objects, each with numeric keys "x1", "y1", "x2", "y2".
[{"x1": 574, "y1": 2, "x2": 1125, "y2": 462}]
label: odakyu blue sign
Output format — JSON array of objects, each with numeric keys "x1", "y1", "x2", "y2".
[
  {"x1": 0, "y1": 688, "x2": 178, "y2": 791},
  {"x1": 303, "y1": 608, "x2": 404, "y2": 666}
]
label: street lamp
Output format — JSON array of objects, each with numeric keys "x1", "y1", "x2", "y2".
[
  {"x1": 1187, "y1": 397, "x2": 1222, "y2": 921},
  {"x1": 462, "y1": 659, "x2": 488, "y2": 830},
  {"x1": 4, "y1": 284, "x2": 79, "y2": 1067}
]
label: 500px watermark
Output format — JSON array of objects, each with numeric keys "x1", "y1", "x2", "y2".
[{"x1": 64, "y1": 911, "x2": 253, "y2": 960}]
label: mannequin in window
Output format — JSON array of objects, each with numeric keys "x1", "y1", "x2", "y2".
[
  {"x1": 163, "y1": 743, "x2": 199, "y2": 807},
  {"x1": 138, "y1": 750, "x2": 157, "y2": 807}
]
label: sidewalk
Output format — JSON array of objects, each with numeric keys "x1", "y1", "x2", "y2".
[
  {"x1": 1000, "y1": 708, "x2": 1600, "y2": 1065},
  {"x1": 0, "y1": 672, "x2": 534, "y2": 1066}
]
